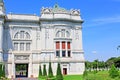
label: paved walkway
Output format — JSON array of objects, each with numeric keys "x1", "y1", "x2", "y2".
[{"x1": 12, "y1": 78, "x2": 38, "y2": 80}]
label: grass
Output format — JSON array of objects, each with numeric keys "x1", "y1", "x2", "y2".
[
  {"x1": 64, "y1": 75, "x2": 83, "y2": 80},
  {"x1": 38, "y1": 71, "x2": 120, "y2": 80}
]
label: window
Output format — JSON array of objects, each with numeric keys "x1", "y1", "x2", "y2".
[
  {"x1": 56, "y1": 31, "x2": 60, "y2": 37},
  {"x1": 66, "y1": 31, "x2": 70, "y2": 37},
  {"x1": 20, "y1": 31, "x2": 24, "y2": 39},
  {"x1": 62, "y1": 51, "x2": 66, "y2": 57},
  {"x1": 14, "y1": 43, "x2": 18, "y2": 51},
  {"x1": 67, "y1": 42, "x2": 71, "y2": 49},
  {"x1": 62, "y1": 42, "x2": 65, "y2": 49},
  {"x1": 26, "y1": 43, "x2": 30, "y2": 51},
  {"x1": 56, "y1": 30, "x2": 70, "y2": 38},
  {"x1": 14, "y1": 31, "x2": 31, "y2": 39},
  {"x1": 14, "y1": 32, "x2": 19, "y2": 39},
  {"x1": 56, "y1": 42, "x2": 60, "y2": 49},
  {"x1": 20, "y1": 43, "x2": 24, "y2": 51},
  {"x1": 26, "y1": 32, "x2": 30, "y2": 39},
  {"x1": 55, "y1": 41, "x2": 71, "y2": 57},
  {"x1": 56, "y1": 51, "x2": 60, "y2": 57},
  {"x1": 68, "y1": 51, "x2": 71, "y2": 57},
  {"x1": 61, "y1": 29, "x2": 65, "y2": 37}
]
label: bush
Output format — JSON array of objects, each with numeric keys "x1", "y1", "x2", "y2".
[
  {"x1": 0, "y1": 64, "x2": 5, "y2": 78},
  {"x1": 38, "y1": 65, "x2": 42, "y2": 77},
  {"x1": 83, "y1": 69, "x2": 88, "y2": 80},
  {"x1": 109, "y1": 64, "x2": 119, "y2": 78},
  {"x1": 48, "y1": 62, "x2": 54, "y2": 78},
  {"x1": 56, "y1": 63, "x2": 63, "y2": 80},
  {"x1": 43, "y1": 64, "x2": 47, "y2": 76}
]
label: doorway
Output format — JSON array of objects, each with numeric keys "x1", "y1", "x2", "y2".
[
  {"x1": 63, "y1": 68, "x2": 67, "y2": 75},
  {"x1": 15, "y1": 64, "x2": 28, "y2": 78}
]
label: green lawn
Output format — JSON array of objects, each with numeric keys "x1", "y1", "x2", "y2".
[
  {"x1": 64, "y1": 75, "x2": 83, "y2": 80},
  {"x1": 38, "y1": 71, "x2": 120, "y2": 80}
]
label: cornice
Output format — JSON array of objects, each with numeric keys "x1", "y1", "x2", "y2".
[
  {"x1": 40, "y1": 18, "x2": 84, "y2": 23},
  {"x1": 5, "y1": 18, "x2": 39, "y2": 23},
  {"x1": 32, "y1": 60, "x2": 85, "y2": 63}
]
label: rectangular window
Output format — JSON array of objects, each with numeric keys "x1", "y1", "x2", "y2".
[
  {"x1": 26, "y1": 43, "x2": 30, "y2": 51},
  {"x1": 20, "y1": 43, "x2": 24, "y2": 51},
  {"x1": 62, "y1": 42, "x2": 65, "y2": 49},
  {"x1": 68, "y1": 51, "x2": 71, "y2": 57},
  {"x1": 56, "y1": 42, "x2": 60, "y2": 49},
  {"x1": 56, "y1": 51, "x2": 60, "y2": 57},
  {"x1": 14, "y1": 43, "x2": 18, "y2": 51},
  {"x1": 67, "y1": 42, "x2": 71, "y2": 49},
  {"x1": 62, "y1": 51, "x2": 66, "y2": 57}
]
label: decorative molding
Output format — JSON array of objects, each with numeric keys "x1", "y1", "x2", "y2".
[{"x1": 15, "y1": 55, "x2": 29, "y2": 60}]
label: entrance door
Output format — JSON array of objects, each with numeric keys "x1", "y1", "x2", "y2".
[
  {"x1": 63, "y1": 68, "x2": 67, "y2": 75},
  {"x1": 15, "y1": 64, "x2": 28, "y2": 78}
]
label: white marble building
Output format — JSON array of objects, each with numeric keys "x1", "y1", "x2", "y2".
[{"x1": 0, "y1": 0, "x2": 85, "y2": 78}]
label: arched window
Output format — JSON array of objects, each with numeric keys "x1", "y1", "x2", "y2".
[
  {"x1": 20, "y1": 31, "x2": 25, "y2": 39},
  {"x1": 56, "y1": 31, "x2": 61, "y2": 37},
  {"x1": 61, "y1": 29, "x2": 65, "y2": 37},
  {"x1": 26, "y1": 32, "x2": 30, "y2": 39},
  {"x1": 66, "y1": 31, "x2": 70, "y2": 38},
  {"x1": 14, "y1": 31, "x2": 31, "y2": 39},
  {"x1": 14, "y1": 32, "x2": 19, "y2": 39}
]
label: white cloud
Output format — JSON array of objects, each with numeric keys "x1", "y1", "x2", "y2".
[{"x1": 84, "y1": 15, "x2": 120, "y2": 27}]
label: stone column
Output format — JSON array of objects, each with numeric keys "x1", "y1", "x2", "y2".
[
  {"x1": 65, "y1": 41, "x2": 68, "y2": 57},
  {"x1": 60, "y1": 41, "x2": 62, "y2": 57},
  {"x1": 28, "y1": 53, "x2": 33, "y2": 77},
  {"x1": 11, "y1": 53, "x2": 15, "y2": 78}
]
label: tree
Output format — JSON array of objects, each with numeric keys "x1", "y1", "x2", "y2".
[
  {"x1": 48, "y1": 62, "x2": 53, "y2": 78},
  {"x1": 56, "y1": 63, "x2": 63, "y2": 80},
  {"x1": 109, "y1": 64, "x2": 119, "y2": 78},
  {"x1": 43, "y1": 64, "x2": 47, "y2": 76},
  {"x1": 38, "y1": 65, "x2": 42, "y2": 77}
]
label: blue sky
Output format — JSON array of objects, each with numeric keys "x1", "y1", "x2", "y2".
[{"x1": 4, "y1": 0, "x2": 120, "y2": 61}]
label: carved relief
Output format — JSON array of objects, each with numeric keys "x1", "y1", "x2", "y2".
[
  {"x1": 70, "y1": 10, "x2": 80, "y2": 16},
  {"x1": 36, "y1": 28, "x2": 40, "y2": 40},
  {"x1": 75, "y1": 30, "x2": 79, "y2": 40},
  {"x1": 15, "y1": 55, "x2": 29, "y2": 60}
]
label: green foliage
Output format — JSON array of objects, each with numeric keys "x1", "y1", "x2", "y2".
[
  {"x1": 109, "y1": 64, "x2": 119, "y2": 78},
  {"x1": 48, "y1": 62, "x2": 54, "y2": 78},
  {"x1": 56, "y1": 63, "x2": 63, "y2": 80},
  {"x1": 38, "y1": 65, "x2": 42, "y2": 77},
  {"x1": 43, "y1": 64, "x2": 47, "y2": 76},
  {"x1": 0, "y1": 64, "x2": 5, "y2": 79},
  {"x1": 83, "y1": 69, "x2": 88, "y2": 80}
]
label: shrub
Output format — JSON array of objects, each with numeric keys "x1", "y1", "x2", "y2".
[
  {"x1": 83, "y1": 69, "x2": 88, "y2": 80},
  {"x1": 109, "y1": 64, "x2": 119, "y2": 78},
  {"x1": 43, "y1": 64, "x2": 47, "y2": 76},
  {"x1": 48, "y1": 62, "x2": 54, "y2": 78},
  {"x1": 38, "y1": 65, "x2": 42, "y2": 77},
  {"x1": 56, "y1": 63, "x2": 63, "y2": 80}
]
